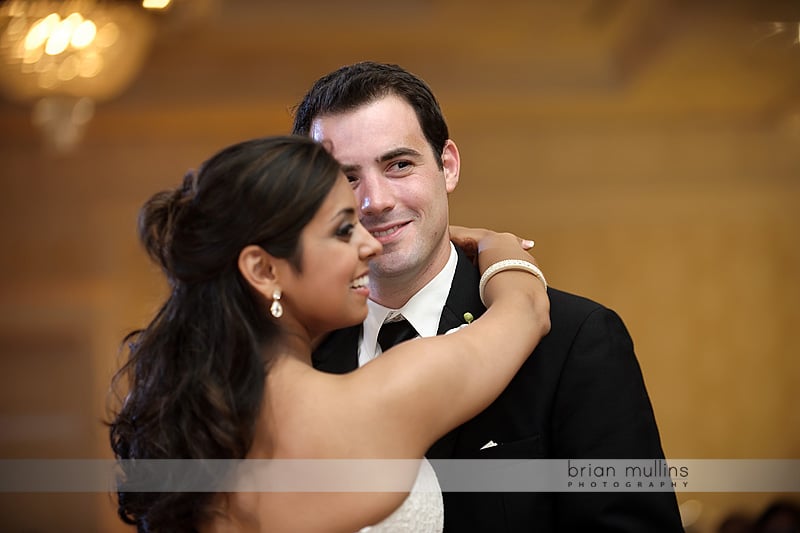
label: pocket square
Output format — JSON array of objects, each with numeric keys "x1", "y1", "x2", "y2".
[
  {"x1": 444, "y1": 324, "x2": 469, "y2": 335},
  {"x1": 479, "y1": 440, "x2": 498, "y2": 450}
]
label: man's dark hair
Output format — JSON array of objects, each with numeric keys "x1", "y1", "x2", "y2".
[{"x1": 292, "y1": 61, "x2": 450, "y2": 168}]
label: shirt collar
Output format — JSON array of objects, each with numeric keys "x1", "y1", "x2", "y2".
[{"x1": 360, "y1": 243, "x2": 458, "y2": 363}]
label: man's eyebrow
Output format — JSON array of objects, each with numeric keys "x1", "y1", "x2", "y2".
[{"x1": 378, "y1": 147, "x2": 423, "y2": 163}]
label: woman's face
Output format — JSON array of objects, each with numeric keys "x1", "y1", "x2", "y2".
[{"x1": 279, "y1": 174, "x2": 382, "y2": 339}]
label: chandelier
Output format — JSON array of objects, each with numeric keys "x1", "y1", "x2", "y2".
[{"x1": 0, "y1": 0, "x2": 171, "y2": 152}]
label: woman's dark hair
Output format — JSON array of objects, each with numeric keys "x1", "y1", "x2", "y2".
[
  {"x1": 108, "y1": 135, "x2": 341, "y2": 532},
  {"x1": 292, "y1": 61, "x2": 450, "y2": 169}
]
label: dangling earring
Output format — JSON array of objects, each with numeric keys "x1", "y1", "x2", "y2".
[{"x1": 270, "y1": 288, "x2": 283, "y2": 318}]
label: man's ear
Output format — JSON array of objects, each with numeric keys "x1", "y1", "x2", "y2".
[
  {"x1": 238, "y1": 245, "x2": 278, "y2": 297},
  {"x1": 441, "y1": 139, "x2": 460, "y2": 193}
]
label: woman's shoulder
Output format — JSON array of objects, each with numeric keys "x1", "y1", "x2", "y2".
[{"x1": 262, "y1": 356, "x2": 341, "y2": 456}]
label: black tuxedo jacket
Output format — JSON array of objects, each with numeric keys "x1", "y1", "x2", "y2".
[{"x1": 313, "y1": 247, "x2": 684, "y2": 532}]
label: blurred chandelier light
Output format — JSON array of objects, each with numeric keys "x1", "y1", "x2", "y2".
[{"x1": 0, "y1": 0, "x2": 171, "y2": 152}]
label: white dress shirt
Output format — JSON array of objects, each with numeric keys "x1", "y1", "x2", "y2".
[{"x1": 358, "y1": 243, "x2": 459, "y2": 367}]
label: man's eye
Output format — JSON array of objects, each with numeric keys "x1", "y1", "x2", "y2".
[
  {"x1": 346, "y1": 175, "x2": 359, "y2": 189},
  {"x1": 335, "y1": 223, "x2": 355, "y2": 238}
]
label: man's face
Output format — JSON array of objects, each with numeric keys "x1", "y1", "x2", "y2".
[{"x1": 309, "y1": 95, "x2": 460, "y2": 300}]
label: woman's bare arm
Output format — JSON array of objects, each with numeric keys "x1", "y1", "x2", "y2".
[{"x1": 319, "y1": 229, "x2": 550, "y2": 459}]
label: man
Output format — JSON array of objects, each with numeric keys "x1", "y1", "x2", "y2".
[{"x1": 293, "y1": 61, "x2": 683, "y2": 532}]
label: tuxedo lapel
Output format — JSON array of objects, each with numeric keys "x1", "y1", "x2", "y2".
[
  {"x1": 311, "y1": 325, "x2": 361, "y2": 374},
  {"x1": 437, "y1": 247, "x2": 486, "y2": 334},
  {"x1": 428, "y1": 246, "x2": 486, "y2": 459}
]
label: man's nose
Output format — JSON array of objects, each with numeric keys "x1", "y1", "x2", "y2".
[{"x1": 358, "y1": 175, "x2": 395, "y2": 216}]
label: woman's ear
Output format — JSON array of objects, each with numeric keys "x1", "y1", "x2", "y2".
[{"x1": 238, "y1": 245, "x2": 278, "y2": 297}]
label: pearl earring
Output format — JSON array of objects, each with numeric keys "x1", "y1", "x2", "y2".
[{"x1": 270, "y1": 288, "x2": 283, "y2": 318}]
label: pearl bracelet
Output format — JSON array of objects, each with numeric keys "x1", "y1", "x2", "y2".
[{"x1": 478, "y1": 259, "x2": 548, "y2": 307}]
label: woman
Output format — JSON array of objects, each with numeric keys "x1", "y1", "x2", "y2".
[{"x1": 109, "y1": 135, "x2": 550, "y2": 532}]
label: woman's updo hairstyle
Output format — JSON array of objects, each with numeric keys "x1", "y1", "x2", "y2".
[{"x1": 140, "y1": 135, "x2": 341, "y2": 286}]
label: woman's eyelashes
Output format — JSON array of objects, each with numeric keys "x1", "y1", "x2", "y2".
[{"x1": 335, "y1": 222, "x2": 355, "y2": 240}]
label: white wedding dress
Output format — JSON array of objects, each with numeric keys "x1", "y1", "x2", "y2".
[{"x1": 358, "y1": 458, "x2": 444, "y2": 532}]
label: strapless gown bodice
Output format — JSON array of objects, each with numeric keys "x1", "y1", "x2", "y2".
[{"x1": 357, "y1": 458, "x2": 443, "y2": 532}]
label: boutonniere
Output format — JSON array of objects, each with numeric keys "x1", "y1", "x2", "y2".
[{"x1": 445, "y1": 312, "x2": 475, "y2": 335}]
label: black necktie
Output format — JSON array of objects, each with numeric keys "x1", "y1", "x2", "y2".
[{"x1": 377, "y1": 316, "x2": 418, "y2": 352}]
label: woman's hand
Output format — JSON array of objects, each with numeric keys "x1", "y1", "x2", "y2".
[
  {"x1": 450, "y1": 226, "x2": 549, "y2": 336},
  {"x1": 450, "y1": 225, "x2": 534, "y2": 265}
]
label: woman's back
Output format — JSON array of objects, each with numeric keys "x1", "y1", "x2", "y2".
[{"x1": 202, "y1": 356, "x2": 420, "y2": 532}]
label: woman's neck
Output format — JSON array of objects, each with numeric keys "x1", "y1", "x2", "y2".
[{"x1": 278, "y1": 335, "x2": 312, "y2": 366}]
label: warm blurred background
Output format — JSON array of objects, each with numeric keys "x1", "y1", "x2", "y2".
[{"x1": 0, "y1": 0, "x2": 798, "y2": 531}]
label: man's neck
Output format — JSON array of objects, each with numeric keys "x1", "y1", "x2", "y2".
[
  {"x1": 368, "y1": 243, "x2": 455, "y2": 309},
  {"x1": 369, "y1": 266, "x2": 437, "y2": 309}
]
